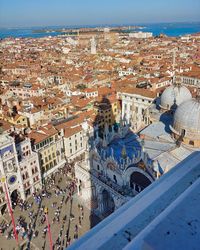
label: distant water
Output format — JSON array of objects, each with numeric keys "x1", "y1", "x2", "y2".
[
  {"x1": 0, "y1": 27, "x2": 63, "y2": 39},
  {"x1": 133, "y1": 22, "x2": 200, "y2": 37},
  {"x1": 0, "y1": 22, "x2": 199, "y2": 39}
]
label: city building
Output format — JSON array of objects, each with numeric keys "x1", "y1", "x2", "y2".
[
  {"x1": 0, "y1": 133, "x2": 24, "y2": 214},
  {"x1": 28, "y1": 124, "x2": 65, "y2": 180},
  {"x1": 129, "y1": 31, "x2": 153, "y2": 39},
  {"x1": 0, "y1": 132, "x2": 42, "y2": 215},
  {"x1": 93, "y1": 95, "x2": 119, "y2": 136},
  {"x1": 120, "y1": 88, "x2": 157, "y2": 131}
]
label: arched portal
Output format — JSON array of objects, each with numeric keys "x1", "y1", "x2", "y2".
[
  {"x1": 130, "y1": 171, "x2": 151, "y2": 192},
  {"x1": 102, "y1": 189, "x2": 115, "y2": 216},
  {"x1": 10, "y1": 189, "x2": 19, "y2": 208},
  {"x1": 1, "y1": 204, "x2": 7, "y2": 215}
]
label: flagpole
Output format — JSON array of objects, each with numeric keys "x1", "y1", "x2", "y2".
[
  {"x1": 44, "y1": 207, "x2": 53, "y2": 250},
  {"x1": 1, "y1": 177, "x2": 19, "y2": 248}
]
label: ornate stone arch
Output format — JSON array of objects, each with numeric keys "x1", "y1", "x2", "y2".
[{"x1": 123, "y1": 166, "x2": 154, "y2": 186}]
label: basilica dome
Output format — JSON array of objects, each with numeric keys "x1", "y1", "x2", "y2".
[
  {"x1": 160, "y1": 85, "x2": 192, "y2": 110},
  {"x1": 170, "y1": 98, "x2": 200, "y2": 146}
]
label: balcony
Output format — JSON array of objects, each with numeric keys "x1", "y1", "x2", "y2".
[{"x1": 91, "y1": 169, "x2": 135, "y2": 197}]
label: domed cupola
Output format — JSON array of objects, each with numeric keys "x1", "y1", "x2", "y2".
[
  {"x1": 170, "y1": 97, "x2": 200, "y2": 147},
  {"x1": 160, "y1": 84, "x2": 192, "y2": 111}
]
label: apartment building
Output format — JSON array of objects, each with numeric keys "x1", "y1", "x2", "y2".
[{"x1": 28, "y1": 125, "x2": 65, "y2": 179}]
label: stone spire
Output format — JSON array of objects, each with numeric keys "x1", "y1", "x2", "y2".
[
  {"x1": 91, "y1": 36, "x2": 97, "y2": 55},
  {"x1": 102, "y1": 135, "x2": 107, "y2": 148},
  {"x1": 121, "y1": 145, "x2": 127, "y2": 159}
]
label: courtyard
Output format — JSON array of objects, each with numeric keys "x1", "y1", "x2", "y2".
[{"x1": 0, "y1": 167, "x2": 101, "y2": 250}]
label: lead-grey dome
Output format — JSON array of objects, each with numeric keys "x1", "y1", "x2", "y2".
[
  {"x1": 172, "y1": 99, "x2": 200, "y2": 140},
  {"x1": 160, "y1": 85, "x2": 192, "y2": 110}
]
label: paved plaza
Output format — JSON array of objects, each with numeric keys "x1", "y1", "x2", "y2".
[{"x1": 0, "y1": 168, "x2": 101, "y2": 250}]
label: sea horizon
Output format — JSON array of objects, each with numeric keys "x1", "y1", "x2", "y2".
[{"x1": 0, "y1": 21, "x2": 200, "y2": 39}]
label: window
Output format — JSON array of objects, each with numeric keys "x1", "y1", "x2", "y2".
[
  {"x1": 70, "y1": 149, "x2": 72, "y2": 154},
  {"x1": 189, "y1": 140, "x2": 194, "y2": 146},
  {"x1": 113, "y1": 175, "x2": 117, "y2": 183},
  {"x1": 181, "y1": 129, "x2": 186, "y2": 137},
  {"x1": 97, "y1": 164, "x2": 100, "y2": 170}
]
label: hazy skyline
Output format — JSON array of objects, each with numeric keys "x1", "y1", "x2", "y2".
[{"x1": 0, "y1": 0, "x2": 200, "y2": 28}]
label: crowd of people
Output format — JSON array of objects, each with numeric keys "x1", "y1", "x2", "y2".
[{"x1": 0, "y1": 163, "x2": 88, "y2": 250}]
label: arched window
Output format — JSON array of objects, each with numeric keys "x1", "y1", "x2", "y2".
[
  {"x1": 181, "y1": 129, "x2": 186, "y2": 137},
  {"x1": 113, "y1": 175, "x2": 117, "y2": 184},
  {"x1": 189, "y1": 140, "x2": 194, "y2": 146}
]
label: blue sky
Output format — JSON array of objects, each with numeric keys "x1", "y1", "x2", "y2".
[{"x1": 0, "y1": 0, "x2": 200, "y2": 28}]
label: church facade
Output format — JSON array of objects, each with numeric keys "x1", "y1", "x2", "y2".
[{"x1": 75, "y1": 82, "x2": 200, "y2": 218}]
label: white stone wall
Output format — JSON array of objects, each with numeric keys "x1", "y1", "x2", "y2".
[
  {"x1": 64, "y1": 130, "x2": 85, "y2": 161},
  {"x1": 121, "y1": 93, "x2": 153, "y2": 128},
  {"x1": 0, "y1": 135, "x2": 25, "y2": 210}
]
